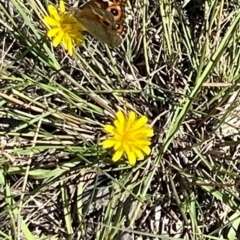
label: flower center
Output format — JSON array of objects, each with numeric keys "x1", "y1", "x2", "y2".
[
  {"x1": 121, "y1": 130, "x2": 133, "y2": 143},
  {"x1": 61, "y1": 21, "x2": 72, "y2": 32}
]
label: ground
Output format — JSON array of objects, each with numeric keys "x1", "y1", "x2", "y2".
[{"x1": 0, "y1": 0, "x2": 240, "y2": 239}]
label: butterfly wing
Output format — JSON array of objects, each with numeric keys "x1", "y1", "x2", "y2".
[{"x1": 71, "y1": 7, "x2": 122, "y2": 47}]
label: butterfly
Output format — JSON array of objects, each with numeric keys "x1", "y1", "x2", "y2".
[{"x1": 70, "y1": 0, "x2": 127, "y2": 48}]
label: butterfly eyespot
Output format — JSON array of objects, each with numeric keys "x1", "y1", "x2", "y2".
[
  {"x1": 116, "y1": 23, "x2": 126, "y2": 35},
  {"x1": 111, "y1": 9, "x2": 119, "y2": 16}
]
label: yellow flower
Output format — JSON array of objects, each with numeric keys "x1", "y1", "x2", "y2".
[
  {"x1": 43, "y1": 0, "x2": 85, "y2": 55},
  {"x1": 102, "y1": 111, "x2": 154, "y2": 166}
]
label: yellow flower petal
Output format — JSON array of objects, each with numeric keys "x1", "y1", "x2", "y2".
[
  {"x1": 102, "y1": 139, "x2": 116, "y2": 149},
  {"x1": 145, "y1": 128, "x2": 154, "y2": 137},
  {"x1": 44, "y1": 16, "x2": 59, "y2": 26},
  {"x1": 126, "y1": 151, "x2": 137, "y2": 166},
  {"x1": 47, "y1": 28, "x2": 60, "y2": 38},
  {"x1": 114, "y1": 119, "x2": 124, "y2": 134},
  {"x1": 68, "y1": 43, "x2": 73, "y2": 56},
  {"x1": 75, "y1": 37, "x2": 84, "y2": 46},
  {"x1": 125, "y1": 111, "x2": 136, "y2": 130},
  {"x1": 122, "y1": 142, "x2": 130, "y2": 153},
  {"x1": 59, "y1": 0, "x2": 65, "y2": 13},
  {"x1": 135, "y1": 139, "x2": 151, "y2": 145},
  {"x1": 116, "y1": 111, "x2": 125, "y2": 125},
  {"x1": 113, "y1": 150, "x2": 123, "y2": 161},
  {"x1": 142, "y1": 146, "x2": 151, "y2": 155},
  {"x1": 62, "y1": 34, "x2": 73, "y2": 55},
  {"x1": 52, "y1": 31, "x2": 64, "y2": 46},
  {"x1": 48, "y1": 5, "x2": 61, "y2": 22},
  {"x1": 104, "y1": 125, "x2": 115, "y2": 134},
  {"x1": 113, "y1": 141, "x2": 122, "y2": 151},
  {"x1": 131, "y1": 116, "x2": 148, "y2": 130},
  {"x1": 134, "y1": 149, "x2": 144, "y2": 160}
]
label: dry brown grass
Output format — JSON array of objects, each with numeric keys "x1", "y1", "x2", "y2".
[{"x1": 0, "y1": 0, "x2": 240, "y2": 239}]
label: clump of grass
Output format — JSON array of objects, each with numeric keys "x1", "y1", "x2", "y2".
[{"x1": 0, "y1": 0, "x2": 240, "y2": 239}]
